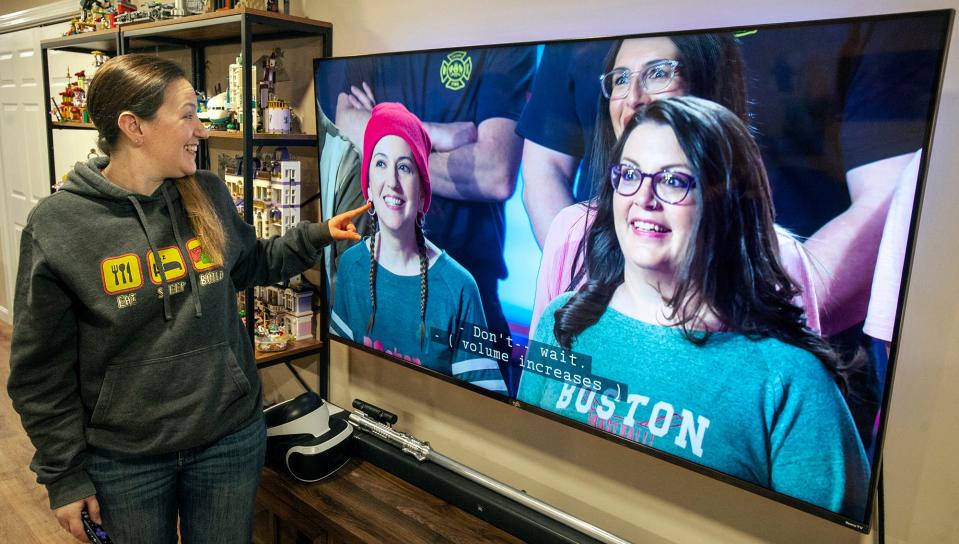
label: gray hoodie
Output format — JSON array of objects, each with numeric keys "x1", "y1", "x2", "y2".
[{"x1": 7, "y1": 156, "x2": 331, "y2": 509}]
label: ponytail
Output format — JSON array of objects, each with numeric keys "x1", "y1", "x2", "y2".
[{"x1": 177, "y1": 175, "x2": 226, "y2": 265}]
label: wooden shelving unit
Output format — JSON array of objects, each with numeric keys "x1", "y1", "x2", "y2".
[
  {"x1": 255, "y1": 338, "x2": 324, "y2": 369},
  {"x1": 41, "y1": 28, "x2": 120, "y2": 194},
  {"x1": 120, "y1": 7, "x2": 330, "y2": 45},
  {"x1": 51, "y1": 121, "x2": 97, "y2": 130},
  {"x1": 207, "y1": 131, "x2": 318, "y2": 145},
  {"x1": 40, "y1": 26, "x2": 119, "y2": 53}
]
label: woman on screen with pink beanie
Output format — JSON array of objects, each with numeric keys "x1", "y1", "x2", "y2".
[{"x1": 331, "y1": 103, "x2": 508, "y2": 394}]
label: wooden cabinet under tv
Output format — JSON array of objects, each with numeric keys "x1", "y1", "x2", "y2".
[{"x1": 253, "y1": 462, "x2": 523, "y2": 544}]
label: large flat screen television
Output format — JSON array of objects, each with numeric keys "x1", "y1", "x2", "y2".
[{"x1": 313, "y1": 9, "x2": 953, "y2": 531}]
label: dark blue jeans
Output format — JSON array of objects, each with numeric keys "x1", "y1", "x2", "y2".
[{"x1": 86, "y1": 415, "x2": 266, "y2": 544}]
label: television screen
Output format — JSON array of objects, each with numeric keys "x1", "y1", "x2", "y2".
[{"x1": 313, "y1": 10, "x2": 952, "y2": 530}]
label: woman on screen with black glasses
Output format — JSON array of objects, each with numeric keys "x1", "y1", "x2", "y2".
[
  {"x1": 527, "y1": 34, "x2": 912, "y2": 342},
  {"x1": 517, "y1": 97, "x2": 869, "y2": 518}
]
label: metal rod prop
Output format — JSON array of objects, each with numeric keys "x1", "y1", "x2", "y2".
[{"x1": 348, "y1": 410, "x2": 631, "y2": 544}]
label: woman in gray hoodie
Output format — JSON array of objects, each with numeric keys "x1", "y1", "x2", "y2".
[{"x1": 7, "y1": 54, "x2": 367, "y2": 543}]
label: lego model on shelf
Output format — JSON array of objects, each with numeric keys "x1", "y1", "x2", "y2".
[
  {"x1": 225, "y1": 153, "x2": 311, "y2": 348},
  {"x1": 66, "y1": 1, "x2": 188, "y2": 34},
  {"x1": 175, "y1": 0, "x2": 206, "y2": 16},
  {"x1": 270, "y1": 160, "x2": 302, "y2": 234},
  {"x1": 203, "y1": 90, "x2": 232, "y2": 129},
  {"x1": 115, "y1": 1, "x2": 137, "y2": 16},
  {"x1": 58, "y1": 69, "x2": 87, "y2": 122},
  {"x1": 254, "y1": 322, "x2": 291, "y2": 352},
  {"x1": 254, "y1": 282, "x2": 314, "y2": 343},
  {"x1": 66, "y1": 1, "x2": 109, "y2": 34},
  {"x1": 114, "y1": 2, "x2": 204, "y2": 25},
  {"x1": 203, "y1": 47, "x2": 305, "y2": 138},
  {"x1": 256, "y1": 48, "x2": 284, "y2": 114},
  {"x1": 55, "y1": 87, "x2": 77, "y2": 122},
  {"x1": 91, "y1": 50, "x2": 110, "y2": 67},
  {"x1": 65, "y1": 17, "x2": 99, "y2": 36},
  {"x1": 228, "y1": 0, "x2": 289, "y2": 12},
  {"x1": 224, "y1": 154, "x2": 300, "y2": 238},
  {"x1": 264, "y1": 98, "x2": 291, "y2": 134},
  {"x1": 49, "y1": 51, "x2": 111, "y2": 127},
  {"x1": 227, "y1": 54, "x2": 259, "y2": 129},
  {"x1": 115, "y1": 3, "x2": 168, "y2": 25}
]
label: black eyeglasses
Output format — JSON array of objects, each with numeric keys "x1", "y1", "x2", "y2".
[
  {"x1": 609, "y1": 163, "x2": 697, "y2": 204},
  {"x1": 600, "y1": 60, "x2": 681, "y2": 100}
]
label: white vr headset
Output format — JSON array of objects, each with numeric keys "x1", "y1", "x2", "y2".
[{"x1": 264, "y1": 392, "x2": 353, "y2": 482}]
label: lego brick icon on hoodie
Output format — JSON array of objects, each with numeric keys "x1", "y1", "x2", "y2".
[
  {"x1": 146, "y1": 246, "x2": 188, "y2": 284},
  {"x1": 186, "y1": 238, "x2": 217, "y2": 272},
  {"x1": 100, "y1": 253, "x2": 144, "y2": 295}
]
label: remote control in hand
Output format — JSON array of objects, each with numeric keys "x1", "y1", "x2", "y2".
[{"x1": 80, "y1": 509, "x2": 113, "y2": 544}]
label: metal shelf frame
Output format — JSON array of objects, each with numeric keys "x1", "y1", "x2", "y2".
[{"x1": 41, "y1": 28, "x2": 121, "y2": 196}]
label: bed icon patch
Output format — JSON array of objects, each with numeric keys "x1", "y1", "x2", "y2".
[{"x1": 147, "y1": 246, "x2": 187, "y2": 284}]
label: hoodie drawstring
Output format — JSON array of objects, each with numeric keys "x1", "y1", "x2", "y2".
[
  {"x1": 162, "y1": 184, "x2": 203, "y2": 318},
  {"x1": 129, "y1": 196, "x2": 174, "y2": 321}
]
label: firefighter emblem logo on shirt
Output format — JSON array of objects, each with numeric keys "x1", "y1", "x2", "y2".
[
  {"x1": 440, "y1": 51, "x2": 472, "y2": 91},
  {"x1": 100, "y1": 253, "x2": 144, "y2": 295},
  {"x1": 146, "y1": 246, "x2": 188, "y2": 284}
]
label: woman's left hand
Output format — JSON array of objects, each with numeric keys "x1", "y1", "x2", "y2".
[{"x1": 328, "y1": 202, "x2": 372, "y2": 241}]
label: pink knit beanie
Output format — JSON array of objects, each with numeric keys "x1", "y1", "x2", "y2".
[{"x1": 361, "y1": 102, "x2": 433, "y2": 214}]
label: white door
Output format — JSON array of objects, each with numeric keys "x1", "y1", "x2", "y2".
[
  {"x1": 0, "y1": 25, "x2": 48, "y2": 324},
  {"x1": 0, "y1": 24, "x2": 94, "y2": 324}
]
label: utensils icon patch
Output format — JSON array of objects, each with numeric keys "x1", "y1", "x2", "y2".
[{"x1": 101, "y1": 255, "x2": 143, "y2": 294}]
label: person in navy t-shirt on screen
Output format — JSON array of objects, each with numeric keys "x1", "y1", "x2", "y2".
[{"x1": 332, "y1": 103, "x2": 507, "y2": 394}]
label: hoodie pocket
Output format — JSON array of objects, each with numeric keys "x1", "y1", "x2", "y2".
[{"x1": 89, "y1": 341, "x2": 252, "y2": 447}]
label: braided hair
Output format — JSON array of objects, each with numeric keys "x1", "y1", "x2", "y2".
[
  {"x1": 415, "y1": 216, "x2": 429, "y2": 347},
  {"x1": 367, "y1": 214, "x2": 380, "y2": 333},
  {"x1": 365, "y1": 212, "x2": 430, "y2": 347}
]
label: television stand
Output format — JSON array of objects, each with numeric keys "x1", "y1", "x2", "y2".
[
  {"x1": 254, "y1": 426, "x2": 601, "y2": 543},
  {"x1": 253, "y1": 458, "x2": 522, "y2": 543}
]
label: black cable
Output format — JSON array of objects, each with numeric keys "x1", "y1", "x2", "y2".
[
  {"x1": 284, "y1": 361, "x2": 314, "y2": 393},
  {"x1": 301, "y1": 191, "x2": 321, "y2": 207},
  {"x1": 877, "y1": 463, "x2": 885, "y2": 544}
]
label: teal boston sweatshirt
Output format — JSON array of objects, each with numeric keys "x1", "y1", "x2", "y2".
[{"x1": 7, "y1": 156, "x2": 332, "y2": 509}]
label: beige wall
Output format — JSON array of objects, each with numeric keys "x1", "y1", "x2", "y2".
[
  {"x1": 301, "y1": 1, "x2": 959, "y2": 543},
  {"x1": 0, "y1": 0, "x2": 45, "y2": 16}
]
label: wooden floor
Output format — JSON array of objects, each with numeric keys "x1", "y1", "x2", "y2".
[
  {"x1": 0, "y1": 320, "x2": 272, "y2": 543},
  {"x1": 0, "y1": 321, "x2": 75, "y2": 542}
]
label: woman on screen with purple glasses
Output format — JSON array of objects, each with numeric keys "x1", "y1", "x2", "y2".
[
  {"x1": 517, "y1": 97, "x2": 869, "y2": 518},
  {"x1": 331, "y1": 103, "x2": 507, "y2": 394}
]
